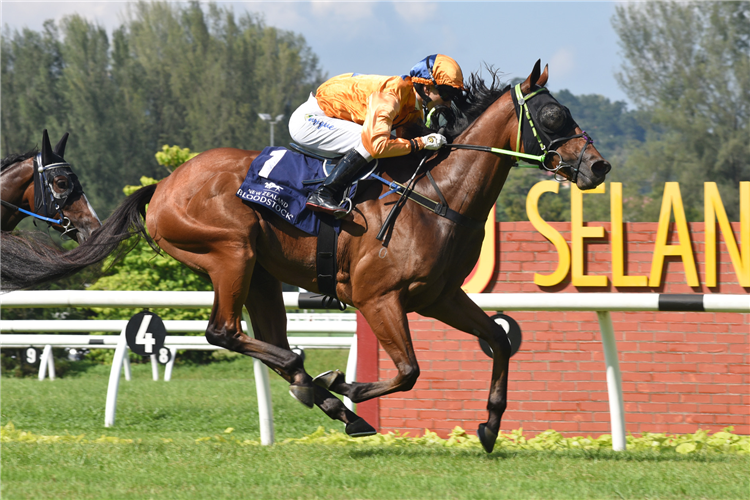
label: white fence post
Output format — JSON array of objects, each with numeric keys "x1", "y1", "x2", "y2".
[
  {"x1": 344, "y1": 334, "x2": 357, "y2": 411},
  {"x1": 253, "y1": 358, "x2": 274, "y2": 445},
  {"x1": 597, "y1": 311, "x2": 626, "y2": 451},
  {"x1": 123, "y1": 353, "x2": 132, "y2": 381},
  {"x1": 150, "y1": 355, "x2": 159, "y2": 381},
  {"x1": 38, "y1": 345, "x2": 53, "y2": 381},
  {"x1": 105, "y1": 328, "x2": 128, "y2": 427},
  {"x1": 243, "y1": 310, "x2": 275, "y2": 445},
  {"x1": 47, "y1": 346, "x2": 56, "y2": 380},
  {"x1": 163, "y1": 347, "x2": 177, "y2": 382}
]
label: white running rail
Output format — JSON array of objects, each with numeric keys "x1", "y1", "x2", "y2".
[{"x1": 2, "y1": 291, "x2": 747, "y2": 451}]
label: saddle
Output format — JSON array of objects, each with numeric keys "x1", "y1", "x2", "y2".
[{"x1": 236, "y1": 145, "x2": 363, "y2": 306}]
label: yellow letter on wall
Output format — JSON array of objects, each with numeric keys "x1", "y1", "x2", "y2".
[
  {"x1": 704, "y1": 182, "x2": 750, "y2": 287},
  {"x1": 611, "y1": 182, "x2": 648, "y2": 286},
  {"x1": 461, "y1": 206, "x2": 496, "y2": 293},
  {"x1": 649, "y1": 182, "x2": 700, "y2": 287},
  {"x1": 571, "y1": 183, "x2": 608, "y2": 287},
  {"x1": 527, "y1": 181, "x2": 570, "y2": 286}
]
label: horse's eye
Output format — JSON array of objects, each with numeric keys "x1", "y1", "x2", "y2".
[
  {"x1": 55, "y1": 178, "x2": 68, "y2": 190},
  {"x1": 539, "y1": 104, "x2": 567, "y2": 131}
]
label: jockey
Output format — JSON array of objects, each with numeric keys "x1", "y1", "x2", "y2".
[{"x1": 288, "y1": 54, "x2": 465, "y2": 217}]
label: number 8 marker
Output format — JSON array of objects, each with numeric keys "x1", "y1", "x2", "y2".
[{"x1": 157, "y1": 347, "x2": 172, "y2": 365}]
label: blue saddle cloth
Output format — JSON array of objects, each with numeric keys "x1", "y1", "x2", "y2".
[{"x1": 236, "y1": 147, "x2": 342, "y2": 236}]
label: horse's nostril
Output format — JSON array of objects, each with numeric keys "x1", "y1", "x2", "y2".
[{"x1": 591, "y1": 161, "x2": 611, "y2": 178}]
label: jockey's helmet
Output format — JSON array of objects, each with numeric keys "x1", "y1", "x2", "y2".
[{"x1": 410, "y1": 54, "x2": 464, "y2": 96}]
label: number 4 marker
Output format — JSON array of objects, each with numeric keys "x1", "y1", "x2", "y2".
[{"x1": 135, "y1": 315, "x2": 156, "y2": 354}]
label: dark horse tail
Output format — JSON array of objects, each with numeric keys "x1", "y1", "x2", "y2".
[{"x1": 1, "y1": 184, "x2": 158, "y2": 291}]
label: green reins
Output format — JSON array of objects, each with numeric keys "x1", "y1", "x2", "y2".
[{"x1": 447, "y1": 84, "x2": 549, "y2": 168}]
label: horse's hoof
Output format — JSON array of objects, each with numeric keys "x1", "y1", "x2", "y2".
[
  {"x1": 345, "y1": 418, "x2": 377, "y2": 438},
  {"x1": 313, "y1": 369, "x2": 344, "y2": 390},
  {"x1": 477, "y1": 423, "x2": 497, "y2": 453},
  {"x1": 288, "y1": 385, "x2": 315, "y2": 409}
]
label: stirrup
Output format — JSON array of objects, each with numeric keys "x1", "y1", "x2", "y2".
[{"x1": 334, "y1": 198, "x2": 353, "y2": 219}]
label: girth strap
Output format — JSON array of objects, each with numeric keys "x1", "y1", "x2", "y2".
[{"x1": 316, "y1": 219, "x2": 339, "y2": 300}]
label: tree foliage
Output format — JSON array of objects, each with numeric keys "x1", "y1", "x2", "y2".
[
  {"x1": 613, "y1": 1, "x2": 750, "y2": 221},
  {"x1": 496, "y1": 90, "x2": 646, "y2": 223},
  {"x1": 3, "y1": 1, "x2": 745, "y2": 228},
  {"x1": 499, "y1": 2, "x2": 749, "y2": 223},
  {"x1": 1, "y1": 1, "x2": 324, "y2": 217}
]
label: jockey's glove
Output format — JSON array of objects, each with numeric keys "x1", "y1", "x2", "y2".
[{"x1": 422, "y1": 133, "x2": 447, "y2": 150}]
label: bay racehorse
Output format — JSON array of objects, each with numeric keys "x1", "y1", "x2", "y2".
[
  {"x1": 1, "y1": 130, "x2": 101, "y2": 243},
  {"x1": 1, "y1": 61, "x2": 610, "y2": 452}
]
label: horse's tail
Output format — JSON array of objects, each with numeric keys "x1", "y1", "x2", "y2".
[{"x1": 1, "y1": 183, "x2": 158, "y2": 291}]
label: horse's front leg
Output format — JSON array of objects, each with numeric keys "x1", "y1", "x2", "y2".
[
  {"x1": 418, "y1": 289, "x2": 512, "y2": 453},
  {"x1": 314, "y1": 292, "x2": 420, "y2": 403}
]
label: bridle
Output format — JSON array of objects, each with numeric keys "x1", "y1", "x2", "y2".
[
  {"x1": 0, "y1": 153, "x2": 81, "y2": 237},
  {"x1": 34, "y1": 153, "x2": 83, "y2": 237},
  {"x1": 511, "y1": 84, "x2": 595, "y2": 183},
  {"x1": 449, "y1": 83, "x2": 596, "y2": 183}
]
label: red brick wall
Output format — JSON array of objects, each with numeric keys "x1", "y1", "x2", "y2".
[{"x1": 363, "y1": 222, "x2": 749, "y2": 438}]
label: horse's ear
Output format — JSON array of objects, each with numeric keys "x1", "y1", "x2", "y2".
[
  {"x1": 520, "y1": 59, "x2": 542, "y2": 93},
  {"x1": 537, "y1": 64, "x2": 549, "y2": 88},
  {"x1": 41, "y1": 129, "x2": 53, "y2": 166},
  {"x1": 54, "y1": 132, "x2": 69, "y2": 159}
]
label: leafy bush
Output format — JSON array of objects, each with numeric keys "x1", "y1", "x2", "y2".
[
  {"x1": 273, "y1": 426, "x2": 750, "y2": 455},
  {"x1": 4, "y1": 422, "x2": 747, "y2": 455},
  {"x1": 154, "y1": 145, "x2": 200, "y2": 174}
]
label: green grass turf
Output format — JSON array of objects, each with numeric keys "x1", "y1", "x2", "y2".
[
  {"x1": 1, "y1": 349, "x2": 349, "y2": 440},
  {"x1": 2, "y1": 350, "x2": 748, "y2": 500}
]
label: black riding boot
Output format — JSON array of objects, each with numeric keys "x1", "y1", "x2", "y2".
[{"x1": 306, "y1": 148, "x2": 369, "y2": 217}]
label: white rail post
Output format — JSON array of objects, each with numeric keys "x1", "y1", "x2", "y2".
[
  {"x1": 253, "y1": 358, "x2": 274, "y2": 445},
  {"x1": 243, "y1": 310, "x2": 274, "y2": 445},
  {"x1": 344, "y1": 334, "x2": 357, "y2": 411},
  {"x1": 47, "y1": 346, "x2": 56, "y2": 380},
  {"x1": 123, "y1": 353, "x2": 132, "y2": 381},
  {"x1": 105, "y1": 328, "x2": 128, "y2": 427},
  {"x1": 163, "y1": 347, "x2": 177, "y2": 382},
  {"x1": 150, "y1": 355, "x2": 159, "y2": 381},
  {"x1": 596, "y1": 311, "x2": 626, "y2": 451},
  {"x1": 38, "y1": 345, "x2": 53, "y2": 381}
]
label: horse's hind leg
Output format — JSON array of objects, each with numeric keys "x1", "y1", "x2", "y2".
[
  {"x1": 202, "y1": 249, "x2": 316, "y2": 408},
  {"x1": 245, "y1": 264, "x2": 375, "y2": 437},
  {"x1": 418, "y1": 289, "x2": 511, "y2": 454}
]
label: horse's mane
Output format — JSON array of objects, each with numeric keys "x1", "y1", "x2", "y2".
[
  {"x1": 444, "y1": 68, "x2": 511, "y2": 138},
  {"x1": 1, "y1": 150, "x2": 37, "y2": 172}
]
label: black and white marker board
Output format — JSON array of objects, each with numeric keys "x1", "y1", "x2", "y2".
[{"x1": 125, "y1": 311, "x2": 167, "y2": 357}]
